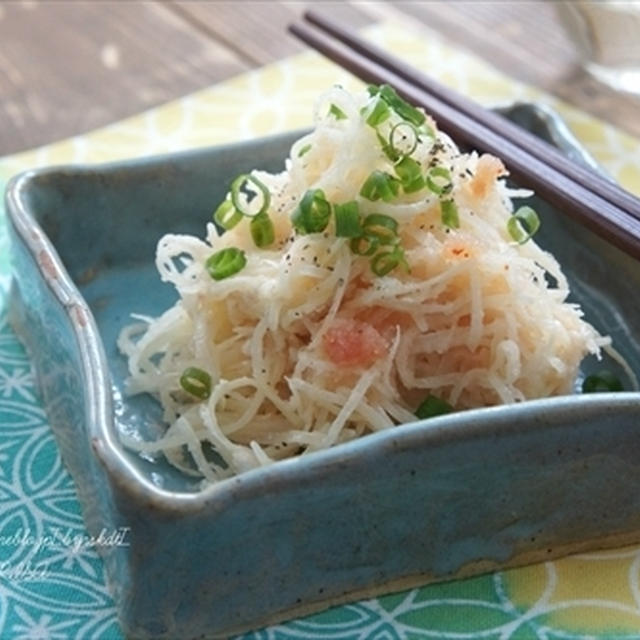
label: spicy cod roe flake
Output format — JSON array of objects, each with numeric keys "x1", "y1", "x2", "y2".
[{"x1": 323, "y1": 318, "x2": 389, "y2": 367}]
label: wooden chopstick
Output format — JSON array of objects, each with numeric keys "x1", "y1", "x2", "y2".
[
  {"x1": 288, "y1": 19, "x2": 640, "y2": 261},
  {"x1": 303, "y1": 9, "x2": 640, "y2": 224}
]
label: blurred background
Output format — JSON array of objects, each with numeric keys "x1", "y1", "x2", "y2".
[{"x1": 0, "y1": 0, "x2": 639, "y2": 155}]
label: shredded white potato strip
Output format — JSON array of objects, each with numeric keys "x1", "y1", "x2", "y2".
[{"x1": 118, "y1": 86, "x2": 607, "y2": 482}]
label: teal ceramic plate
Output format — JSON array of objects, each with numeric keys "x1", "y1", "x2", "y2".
[{"x1": 5, "y1": 104, "x2": 640, "y2": 639}]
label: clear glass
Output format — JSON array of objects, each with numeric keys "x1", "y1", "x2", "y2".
[{"x1": 556, "y1": 0, "x2": 640, "y2": 94}]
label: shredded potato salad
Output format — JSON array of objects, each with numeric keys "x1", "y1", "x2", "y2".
[{"x1": 118, "y1": 85, "x2": 607, "y2": 483}]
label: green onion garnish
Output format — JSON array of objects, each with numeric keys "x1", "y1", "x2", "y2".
[
  {"x1": 394, "y1": 156, "x2": 425, "y2": 193},
  {"x1": 377, "y1": 132, "x2": 399, "y2": 162},
  {"x1": 419, "y1": 122, "x2": 436, "y2": 140},
  {"x1": 334, "y1": 201, "x2": 362, "y2": 237},
  {"x1": 291, "y1": 189, "x2": 332, "y2": 234},
  {"x1": 369, "y1": 84, "x2": 426, "y2": 127},
  {"x1": 507, "y1": 206, "x2": 540, "y2": 244},
  {"x1": 230, "y1": 174, "x2": 271, "y2": 218},
  {"x1": 426, "y1": 166, "x2": 452, "y2": 196},
  {"x1": 298, "y1": 144, "x2": 312, "y2": 158},
  {"x1": 350, "y1": 234, "x2": 380, "y2": 257},
  {"x1": 362, "y1": 213, "x2": 399, "y2": 245},
  {"x1": 415, "y1": 394, "x2": 453, "y2": 419},
  {"x1": 213, "y1": 199, "x2": 243, "y2": 231},
  {"x1": 250, "y1": 212, "x2": 275, "y2": 248},
  {"x1": 348, "y1": 210, "x2": 409, "y2": 275},
  {"x1": 179, "y1": 367, "x2": 212, "y2": 400},
  {"x1": 389, "y1": 121, "x2": 419, "y2": 158},
  {"x1": 351, "y1": 215, "x2": 407, "y2": 274},
  {"x1": 371, "y1": 246, "x2": 407, "y2": 277},
  {"x1": 441, "y1": 199, "x2": 460, "y2": 229},
  {"x1": 364, "y1": 96, "x2": 391, "y2": 127},
  {"x1": 582, "y1": 370, "x2": 623, "y2": 393},
  {"x1": 205, "y1": 247, "x2": 247, "y2": 280},
  {"x1": 360, "y1": 171, "x2": 401, "y2": 202},
  {"x1": 329, "y1": 103, "x2": 348, "y2": 120}
]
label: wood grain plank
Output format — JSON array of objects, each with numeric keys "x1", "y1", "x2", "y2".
[
  {"x1": 0, "y1": 1, "x2": 248, "y2": 154},
  {"x1": 169, "y1": 1, "x2": 377, "y2": 65},
  {"x1": 391, "y1": 1, "x2": 640, "y2": 138},
  {"x1": 1, "y1": 0, "x2": 637, "y2": 154}
]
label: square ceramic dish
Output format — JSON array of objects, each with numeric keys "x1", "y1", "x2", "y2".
[{"x1": 6, "y1": 104, "x2": 640, "y2": 639}]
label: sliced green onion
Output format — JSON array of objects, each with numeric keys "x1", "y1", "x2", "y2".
[
  {"x1": 507, "y1": 206, "x2": 540, "y2": 244},
  {"x1": 426, "y1": 166, "x2": 452, "y2": 196},
  {"x1": 230, "y1": 174, "x2": 271, "y2": 218},
  {"x1": 205, "y1": 247, "x2": 247, "y2": 280},
  {"x1": 415, "y1": 394, "x2": 454, "y2": 419},
  {"x1": 364, "y1": 96, "x2": 391, "y2": 127},
  {"x1": 371, "y1": 246, "x2": 407, "y2": 277},
  {"x1": 297, "y1": 144, "x2": 312, "y2": 158},
  {"x1": 250, "y1": 212, "x2": 275, "y2": 248},
  {"x1": 418, "y1": 122, "x2": 436, "y2": 140},
  {"x1": 360, "y1": 170, "x2": 401, "y2": 202},
  {"x1": 389, "y1": 121, "x2": 419, "y2": 158},
  {"x1": 394, "y1": 156, "x2": 425, "y2": 193},
  {"x1": 377, "y1": 132, "x2": 399, "y2": 162},
  {"x1": 213, "y1": 199, "x2": 242, "y2": 231},
  {"x1": 353, "y1": 215, "x2": 407, "y2": 272},
  {"x1": 350, "y1": 234, "x2": 380, "y2": 256},
  {"x1": 334, "y1": 201, "x2": 362, "y2": 238},
  {"x1": 291, "y1": 188, "x2": 332, "y2": 234},
  {"x1": 329, "y1": 103, "x2": 348, "y2": 120},
  {"x1": 441, "y1": 199, "x2": 460, "y2": 229},
  {"x1": 582, "y1": 370, "x2": 623, "y2": 393},
  {"x1": 379, "y1": 84, "x2": 426, "y2": 126},
  {"x1": 362, "y1": 213, "x2": 399, "y2": 245},
  {"x1": 179, "y1": 367, "x2": 212, "y2": 400}
]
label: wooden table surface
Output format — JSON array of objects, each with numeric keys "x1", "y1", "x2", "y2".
[{"x1": 1, "y1": 0, "x2": 639, "y2": 156}]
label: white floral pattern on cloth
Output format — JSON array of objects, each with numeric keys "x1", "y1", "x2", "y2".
[
  {"x1": 1, "y1": 20, "x2": 640, "y2": 640},
  {"x1": 0, "y1": 297, "x2": 122, "y2": 639}
]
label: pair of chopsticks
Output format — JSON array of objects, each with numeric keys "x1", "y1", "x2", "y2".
[{"x1": 289, "y1": 12, "x2": 640, "y2": 261}]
